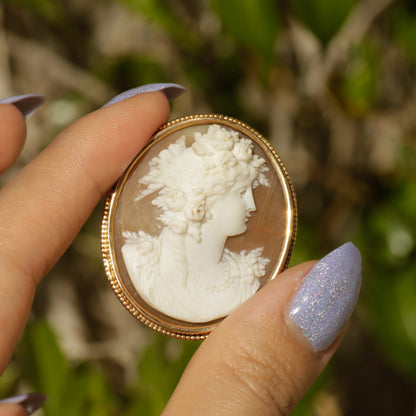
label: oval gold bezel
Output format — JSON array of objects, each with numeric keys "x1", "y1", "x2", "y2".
[{"x1": 101, "y1": 114, "x2": 297, "y2": 340}]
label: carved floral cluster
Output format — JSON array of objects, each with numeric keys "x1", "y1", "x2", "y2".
[
  {"x1": 136, "y1": 125, "x2": 269, "y2": 242},
  {"x1": 222, "y1": 246, "x2": 269, "y2": 283},
  {"x1": 239, "y1": 247, "x2": 269, "y2": 284}
]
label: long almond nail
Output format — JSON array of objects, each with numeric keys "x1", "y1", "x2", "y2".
[
  {"x1": 288, "y1": 242, "x2": 362, "y2": 351},
  {"x1": 102, "y1": 83, "x2": 186, "y2": 107},
  {"x1": 0, "y1": 94, "x2": 45, "y2": 119},
  {"x1": 0, "y1": 393, "x2": 47, "y2": 415}
]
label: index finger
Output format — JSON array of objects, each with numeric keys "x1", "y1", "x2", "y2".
[{"x1": 0, "y1": 90, "x2": 171, "y2": 371}]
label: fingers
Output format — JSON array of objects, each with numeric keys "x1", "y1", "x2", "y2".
[
  {"x1": 0, "y1": 105, "x2": 27, "y2": 173},
  {"x1": 0, "y1": 91, "x2": 170, "y2": 371},
  {"x1": 0, "y1": 94, "x2": 45, "y2": 173},
  {"x1": 163, "y1": 243, "x2": 362, "y2": 416},
  {"x1": 0, "y1": 403, "x2": 28, "y2": 416},
  {"x1": 0, "y1": 393, "x2": 46, "y2": 416},
  {"x1": 0, "y1": 91, "x2": 170, "y2": 275}
]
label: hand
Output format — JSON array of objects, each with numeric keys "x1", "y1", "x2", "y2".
[{"x1": 0, "y1": 86, "x2": 361, "y2": 416}]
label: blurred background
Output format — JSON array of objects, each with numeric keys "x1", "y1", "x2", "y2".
[{"x1": 0, "y1": 0, "x2": 415, "y2": 414}]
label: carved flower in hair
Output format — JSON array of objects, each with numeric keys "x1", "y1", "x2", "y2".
[
  {"x1": 218, "y1": 152, "x2": 238, "y2": 170},
  {"x1": 164, "y1": 189, "x2": 187, "y2": 212},
  {"x1": 233, "y1": 139, "x2": 253, "y2": 162},
  {"x1": 192, "y1": 141, "x2": 213, "y2": 157},
  {"x1": 167, "y1": 213, "x2": 188, "y2": 234},
  {"x1": 213, "y1": 132, "x2": 235, "y2": 151},
  {"x1": 184, "y1": 199, "x2": 206, "y2": 222},
  {"x1": 195, "y1": 125, "x2": 235, "y2": 152}
]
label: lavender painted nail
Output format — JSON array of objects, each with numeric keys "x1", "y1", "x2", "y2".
[
  {"x1": 0, "y1": 94, "x2": 45, "y2": 118},
  {"x1": 288, "y1": 242, "x2": 362, "y2": 351},
  {"x1": 0, "y1": 393, "x2": 46, "y2": 414},
  {"x1": 102, "y1": 83, "x2": 186, "y2": 107}
]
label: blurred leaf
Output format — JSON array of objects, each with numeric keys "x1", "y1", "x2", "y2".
[
  {"x1": 19, "y1": 320, "x2": 69, "y2": 402},
  {"x1": 396, "y1": 271, "x2": 416, "y2": 348},
  {"x1": 365, "y1": 266, "x2": 416, "y2": 380},
  {"x1": 6, "y1": 0, "x2": 64, "y2": 22},
  {"x1": 392, "y1": 5, "x2": 416, "y2": 65},
  {"x1": 358, "y1": 166, "x2": 416, "y2": 381},
  {"x1": 0, "y1": 362, "x2": 20, "y2": 397},
  {"x1": 127, "y1": 334, "x2": 200, "y2": 416},
  {"x1": 96, "y1": 57, "x2": 169, "y2": 91},
  {"x1": 338, "y1": 40, "x2": 380, "y2": 115},
  {"x1": 289, "y1": 0, "x2": 357, "y2": 45},
  {"x1": 18, "y1": 320, "x2": 117, "y2": 416},
  {"x1": 82, "y1": 368, "x2": 120, "y2": 416},
  {"x1": 396, "y1": 180, "x2": 416, "y2": 217},
  {"x1": 210, "y1": 0, "x2": 280, "y2": 62},
  {"x1": 120, "y1": 0, "x2": 198, "y2": 48}
]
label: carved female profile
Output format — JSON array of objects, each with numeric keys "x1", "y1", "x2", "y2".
[{"x1": 121, "y1": 124, "x2": 270, "y2": 322}]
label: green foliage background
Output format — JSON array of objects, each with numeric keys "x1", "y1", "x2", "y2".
[{"x1": 0, "y1": 0, "x2": 415, "y2": 414}]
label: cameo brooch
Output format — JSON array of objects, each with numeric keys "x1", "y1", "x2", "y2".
[{"x1": 101, "y1": 114, "x2": 297, "y2": 339}]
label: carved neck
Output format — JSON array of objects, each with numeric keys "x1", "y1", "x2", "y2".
[
  {"x1": 184, "y1": 222, "x2": 227, "y2": 270},
  {"x1": 159, "y1": 228, "x2": 186, "y2": 275}
]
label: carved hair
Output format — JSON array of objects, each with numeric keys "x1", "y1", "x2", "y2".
[{"x1": 136, "y1": 124, "x2": 269, "y2": 242}]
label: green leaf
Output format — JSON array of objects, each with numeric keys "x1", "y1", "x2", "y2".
[
  {"x1": 121, "y1": 0, "x2": 197, "y2": 47},
  {"x1": 17, "y1": 320, "x2": 119, "y2": 416},
  {"x1": 0, "y1": 362, "x2": 20, "y2": 397},
  {"x1": 289, "y1": 0, "x2": 357, "y2": 45},
  {"x1": 81, "y1": 367, "x2": 119, "y2": 416},
  {"x1": 19, "y1": 320, "x2": 69, "y2": 401},
  {"x1": 5, "y1": 0, "x2": 64, "y2": 23},
  {"x1": 127, "y1": 333, "x2": 200, "y2": 415},
  {"x1": 96, "y1": 57, "x2": 169, "y2": 91},
  {"x1": 357, "y1": 172, "x2": 416, "y2": 381},
  {"x1": 339, "y1": 40, "x2": 380, "y2": 115},
  {"x1": 210, "y1": 0, "x2": 280, "y2": 62},
  {"x1": 391, "y1": 5, "x2": 416, "y2": 65},
  {"x1": 365, "y1": 266, "x2": 416, "y2": 380}
]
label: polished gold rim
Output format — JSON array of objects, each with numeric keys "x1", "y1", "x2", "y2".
[{"x1": 101, "y1": 114, "x2": 297, "y2": 340}]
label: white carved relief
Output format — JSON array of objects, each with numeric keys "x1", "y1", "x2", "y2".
[{"x1": 121, "y1": 125, "x2": 270, "y2": 322}]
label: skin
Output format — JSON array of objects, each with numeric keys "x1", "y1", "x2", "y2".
[
  {"x1": 0, "y1": 404, "x2": 27, "y2": 416},
  {"x1": 0, "y1": 93, "x2": 345, "y2": 415}
]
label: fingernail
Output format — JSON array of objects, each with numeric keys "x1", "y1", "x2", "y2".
[
  {"x1": 0, "y1": 393, "x2": 46, "y2": 414},
  {"x1": 102, "y1": 83, "x2": 186, "y2": 107},
  {"x1": 288, "y1": 242, "x2": 362, "y2": 352},
  {"x1": 0, "y1": 94, "x2": 45, "y2": 119}
]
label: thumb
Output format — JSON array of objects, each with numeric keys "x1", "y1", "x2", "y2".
[{"x1": 163, "y1": 242, "x2": 362, "y2": 416}]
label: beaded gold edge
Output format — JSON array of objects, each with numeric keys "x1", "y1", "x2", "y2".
[{"x1": 101, "y1": 114, "x2": 297, "y2": 340}]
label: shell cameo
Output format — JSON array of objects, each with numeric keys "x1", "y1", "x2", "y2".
[{"x1": 102, "y1": 115, "x2": 296, "y2": 339}]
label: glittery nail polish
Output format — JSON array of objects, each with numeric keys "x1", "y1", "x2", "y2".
[
  {"x1": 102, "y1": 83, "x2": 186, "y2": 107},
  {"x1": 0, "y1": 94, "x2": 45, "y2": 118},
  {"x1": 288, "y1": 242, "x2": 362, "y2": 352},
  {"x1": 0, "y1": 393, "x2": 46, "y2": 415}
]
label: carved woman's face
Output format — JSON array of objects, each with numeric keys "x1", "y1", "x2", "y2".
[{"x1": 209, "y1": 182, "x2": 256, "y2": 237}]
